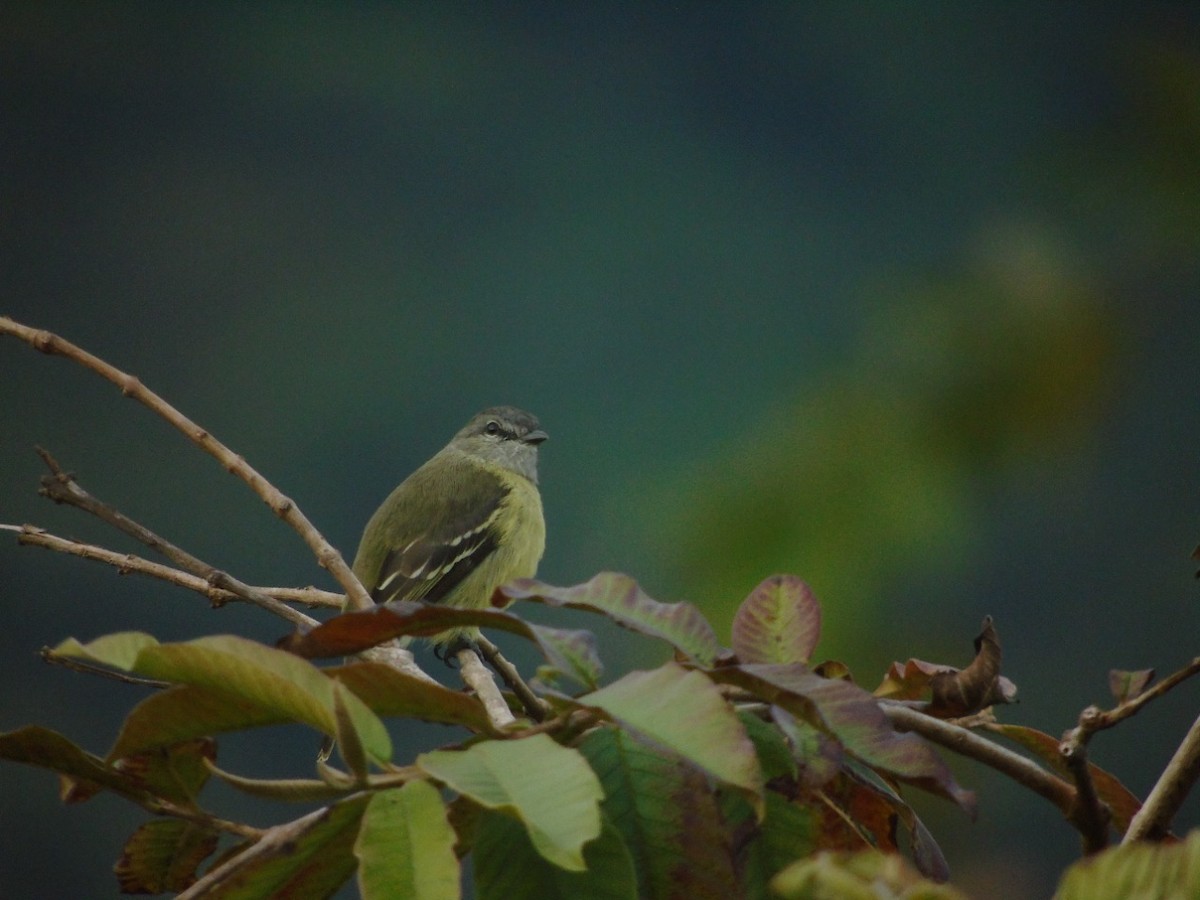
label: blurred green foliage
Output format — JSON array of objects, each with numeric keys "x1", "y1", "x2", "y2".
[{"x1": 647, "y1": 232, "x2": 1119, "y2": 656}]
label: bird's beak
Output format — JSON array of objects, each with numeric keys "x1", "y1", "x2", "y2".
[{"x1": 524, "y1": 429, "x2": 549, "y2": 445}]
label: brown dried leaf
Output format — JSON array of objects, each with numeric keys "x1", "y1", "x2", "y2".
[{"x1": 927, "y1": 617, "x2": 1016, "y2": 717}]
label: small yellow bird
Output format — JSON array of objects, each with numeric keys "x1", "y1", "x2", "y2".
[{"x1": 350, "y1": 406, "x2": 547, "y2": 649}]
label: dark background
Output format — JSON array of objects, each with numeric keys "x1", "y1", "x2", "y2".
[{"x1": 2, "y1": 3, "x2": 1199, "y2": 897}]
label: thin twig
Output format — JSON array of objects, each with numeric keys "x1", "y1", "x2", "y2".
[
  {"x1": 1088, "y1": 658, "x2": 1200, "y2": 732},
  {"x1": 476, "y1": 634, "x2": 550, "y2": 722},
  {"x1": 1051, "y1": 658, "x2": 1200, "y2": 851},
  {"x1": 1124, "y1": 713, "x2": 1200, "y2": 843},
  {"x1": 882, "y1": 703, "x2": 1076, "y2": 813},
  {"x1": 11, "y1": 526, "x2": 342, "y2": 613},
  {"x1": 0, "y1": 315, "x2": 372, "y2": 610},
  {"x1": 1058, "y1": 720, "x2": 1112, "y2": 854},
  {"x1": 146, "y1": 797, "x2": 264, "y2": 841},
  {"x1": 33, "y1": 451, "x2": 317, "y2": 629}
]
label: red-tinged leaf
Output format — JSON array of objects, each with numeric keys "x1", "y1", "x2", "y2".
[
  {"x1": 280, "y1": 603, "x2": 598, "y2": 687},
  {"x1": 666, "y1": 762, "x2": 744, "y2": 898},
  {"x1": 576, "y1": 663, "x2": 764, "y2": 816},
  {"x1": 732, "y1": 575, "x2": 821, "y2": 665},
  {"x1": 711, "y1": 664, "x2": 975, "y2": 815},
  {"x1": 279, "y1": 603, "x2": 535, "y2": 657},
  {"x1": 1109, "y1": 669, "x2": 1154, "y2": 704},
  {"x1": 501, "y1": 573, "x2": 724, "y2": 666},
  {"x1": 115, "y1": 819, "x2": 219, "y2": 894},
  {"x1": 989, "y1": 724, "x2": 1142, "y2": 833},
  {"x1": 842, "y1": 768, "x2": 949, "y2": 882}
]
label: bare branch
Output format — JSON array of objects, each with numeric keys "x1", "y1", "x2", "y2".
[
  {"x1": 1089, "y1": 658, "x2": 1200, "y2": 732},
  {"x1": 11, "y1": 524, "x2": 345, "y2": 611},
  {"x1": 476, "y1": 634, "x2": 550, "y2": 722},
  {"x1": 882, "y1": 702, "x2": 1076, "y2": 813},
  {"x1": 176, "y1": 804, "x2": 343, "y2": 899},
  {"x1": 456, "y1": 647, "x2": 515, "y2": 728},
  {"x1": 1123, "y1": 713, "x2": 1200, "y2": 843},
  {"x1": 32, "y1": 453, "x2": 318, "y2": 629},
  {"x1": 1052, "y1": 657, "x2": 1200, "y2": 850},
  {"x1": 0, "y1": 315, "x2": 372, "y2": 610},
  {"x1": 359, "y1": 643, "x2": 432, "y2": 683},
  {"x1": 1058, "y1": 716, "x2": 1112, "y2": 854}
]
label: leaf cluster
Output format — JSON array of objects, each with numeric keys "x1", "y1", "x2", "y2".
[{"x1": 3, "y1": 573, "x2": 986, "y2": 898}]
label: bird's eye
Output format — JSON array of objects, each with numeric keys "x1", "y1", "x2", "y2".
[{"x1": 485, "y1": 420, "x2": 501, "y2": 435}]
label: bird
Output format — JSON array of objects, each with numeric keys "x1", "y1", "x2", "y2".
[{"x1": 350, "y1": 405, "x2": 547, "y2": 651}]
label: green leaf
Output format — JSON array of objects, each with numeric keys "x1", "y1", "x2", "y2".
[
  {"x1": 473, "y1": 810, "x2": 636, "y2": 900},
  {"x1": 991, "y1": 723, "x2": 1141, "y2": 833},
  {"x1": 581, "y1": 725, "x2": 748, "y2": 896},
  {"x1": 355, "y1": 781, "x2": 460, "y2": 900},
  {"x1": 110, "y1": 685, "x2": 294, "y2": 761},
  {"x1": 332, "y1": 680, "x2": 369, "y2": 782},
  {"x1": 501, "y1": 572, "x2": 725, "y2": 666},
  {"x1": 712, "y1": 664, "x2": 974, "y2": 814},
  {"x1": 1055, "y1": 829, "x2": 1200, "y2": 900},
  {"x1": 52, "y1": 631, "x2": 160, "y2": 670},
  {"x1": 739, "y1": 710, "x2": 799, "y2": 782},
  {"x1": 577, "y1": 662, "x2": 764, "y2": 816},
  {"x1": 771, "y1": 849, "x2": 968, "y2": 899},
  {"x1": 328, "y1": 662, "x2": 498, "y2": 735},
  {"x1": 205, "y1": 762, "x2": 353, "y2": 803},
  {"x1": 0, "y1": 725, "x2": 152, "y2": 804},
  {"x1": 751, "y1": 792, "x2": 821, "y2": 881},
  {"x1": 198, "y1": 795, "x2": 368, "y2": 899},
  {"x1": 418, "y1": 734, "x2": 602, "y2": 871},
  {"x1": 578, "y1": 727, "x2": 690, "y2": 899},
  {"x1": 141, "y1": 635, "x2": 391, "y2": 764},
  {"x1": 527, "y1": 623, "x2": 604, "y2": 690},
  {"x1": 115, "y1": 819, "x2": 219, "y2": 894},
  {"x1": 113, "y1": 738, "x2": 215, "y2": 805},
  {"x1": 731, "y1": 575, "x2": 821, "y2": 665},
  {"x1": 770, "y1": 707, "x2": 844, "y2": 789}
]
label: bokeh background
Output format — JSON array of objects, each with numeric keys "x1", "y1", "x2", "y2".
[{"x1": 3, "y1": 3, "x2": 1199, "y2": 897}]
